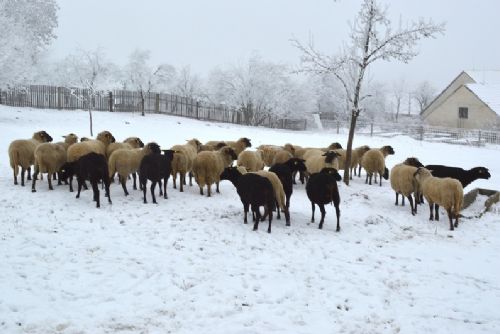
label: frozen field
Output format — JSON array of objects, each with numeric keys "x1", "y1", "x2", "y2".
[{"x1": 1, "y1": 106, "x2": 499, "y2": 334}]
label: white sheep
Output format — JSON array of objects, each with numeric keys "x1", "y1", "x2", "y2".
[
  {"x1": 206, "y1": 137, "x2": 251, "y2": 156},
  {"x1": 305, "y1": 150, "x2": 340, "y2": 176},
  {"x1": 390, "y1": 163, "x2": 420, "y2": 215},
  {"x1": 360, "y1": 145, "x2": 395, "y2": 186},
  {"x1": 413, "y1": 167, "x2": 464, "y2": 230},
  {"x1": 171, "y1": 138, "x2": 202, "y2": 188},
  {"x1": 106, "y1": 136, "x2": 145, "y2": 158},
  {"x1": 108, "y1": 142, "x2": 161, "y2": 196},
  {"x1": 31, "y1": 133, "x2": 78, "y2": 192},
  {"x1": 67, "y1": 130, "x2": 116, "y2": 163},
  {"x1": 192, "y1": 146, "x2": 237, "y2": 197},
  {"x1": 237, "y1": 150, "x2": 265, "y2": 172},
  {"x1": 8, "y1": 130, "x2": 53, "y2": 186}
]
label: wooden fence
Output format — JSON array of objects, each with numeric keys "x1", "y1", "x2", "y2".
[{"x1": 0, "y1": 85, "x2": 308, "y2": 131}]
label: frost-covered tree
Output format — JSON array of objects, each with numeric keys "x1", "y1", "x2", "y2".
[
  {"x1": 292, "y1": 0, "x2": 445, "y2": 184},
  {"x1": 412, "y1": 80, "x2": 436, "y2": 112},
  {"x1": 391, "y1": 77, "x2": 406, "y2": 122},
  {"x1": 173, "y1": 65, "x2": 204, "y2": 100},
  {"x1": 207, "y1": 53, "x2": 293, "y2": 125},
  {"x1": 123, "y1": 49, "x2": 177, "y2": 115},
  {"x1": 0, "y1": 0, "x2": 58, "y2": 87}
]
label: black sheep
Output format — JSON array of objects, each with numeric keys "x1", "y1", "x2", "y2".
[
  {"x1": 220, "y1": 167, "x2": 275, "y2": 233},
  {"x1": 60, "y1": 152, "x2": 111, "y2": 208},
  {"x1": 139, "y1": 149, "x2": 175, "y2": 204},
  {"x1": 306, "y1": 167, "x2": 341, "y2": 231},
  {"x1": 269, "y1": 158, "x2": 307, "y2": 210},
  {"x1": 424, "y1": 164, "x2": 491, "y2": 188}
]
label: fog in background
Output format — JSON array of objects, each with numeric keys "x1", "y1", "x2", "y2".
[{"x1": 50, "y1": 0, "x2": 500, "y2": 88}]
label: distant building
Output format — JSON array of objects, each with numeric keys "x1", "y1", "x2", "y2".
[{"x1": 421, "y1": 70, "x2": 500, "y2": 129}]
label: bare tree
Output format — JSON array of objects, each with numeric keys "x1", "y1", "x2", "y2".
[
  {"x1": 292, "y1": 0, "x2": 444, "y2": 184},
  {"x1": 392, "y1": 77, "x2": 406, "y2": 122},
  {"x1": 412, "y1": 80, "x2": 436, "y2": 112}
]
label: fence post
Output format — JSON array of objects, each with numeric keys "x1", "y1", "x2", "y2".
[
  {"x1": 108, "y1": 91, "x2": 113, "y2": 112},
  {"x1": 419, "y1": 126, "x2": 424, "y2": 141},
  {"x1": 370, "y1": 123, "x2": 373, "y2": 137},
  {"x1": 304, "y1": 119, "x2": 307, "y2": 130},
  {"x1": 155, "y1": 94, "x2": 160, "y2": 113},
  {"x1": 196, "y1": 101, "x2": 199, "y2": 119},
  {"x1": 478, "y1": 130, "x2": 482, "y2": 146}
]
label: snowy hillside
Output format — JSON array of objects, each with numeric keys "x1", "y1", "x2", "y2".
[{"x1": 1, "y1": 106, "x2": 499, "y2": 334}]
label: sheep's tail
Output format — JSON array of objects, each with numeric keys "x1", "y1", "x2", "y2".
[
  {"x1": 108, "y1": 153, "x2": 117, "y2": 178},
  {"x1": 9, "y1": 148, "x2": 20, "y2": 177}
]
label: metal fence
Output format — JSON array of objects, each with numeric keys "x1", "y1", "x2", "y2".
[
  {"x1": 0, "y1": 85, "x2": 307, "y2": 131},
  {"x1": 322, "y1": 119, "x2": 500, "y2": 146}
]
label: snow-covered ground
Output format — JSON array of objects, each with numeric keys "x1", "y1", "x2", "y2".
[{"x1": 1, "y1": 105, "x2": 499, "y2": 334}]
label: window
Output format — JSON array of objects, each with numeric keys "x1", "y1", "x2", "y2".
[{"x1": 459, "y1": 107, "x2": 468, "y2": 119}]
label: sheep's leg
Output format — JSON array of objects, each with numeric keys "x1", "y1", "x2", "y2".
[
  {"x1": 358, "y1": 165, "x2": 362, "y2": 177},
  {"x1": 395, "y1": 192, "x2": 399, "y2": 205},
  {"x1": 408, "y1": 195, "x2": 415, "y2": 216},
  {"x1": 428, "y1": 203, "x2": 434, "y2": 220},
  {"x1": 434, "y1": 204, "x2": 440, "y2": 221},
  {"x1": 163, "y1": 177, "x2": 168, "y2": 199},
  {"x1": 284, "y1": 206, "x2": 290, "y2": 227},
  {"x1": 349, "y1": 168, "x2": 353, "y2": 180},
  {"x1": 199, "y1": 186, "x2": 204, "y2": 195},
  {"x1": 150, "y1": 182, "x2": 157, "y2": 204},
  {"x1": 334, "y1": 204, "x2": 340, "y2": 232},
  {"x1": 216, "y1": 181, "x2": 220, "y2": 193},
  {"x1": 292, "y1": 170, "x2": 297, "y2": 185},
  {"x1": 207, "y1": 184, "x2": 212, "y2": 197},
  {"x1": 286, "y1": 194, "x2": 290, "y2": 210},
  {"x1": 189, "y1": 172, "x2": 193, "y2": 186},
  {"x1": 69, "y1": 176, "x2": 74, "y2": 192},
  {"x1": 454, "y1": 211, "x2": 459, "y2": 228},
  {"x1": 142, "y1": 180, "x2": 147, "y2": 204},
  {"x1": 27, "y1": 167, "x2": 31, "y2": 181},
  {"x1": 276, "y1": 201, "x2": 281, "y2": 220},
  {"x1": 310, "y1": 202, "x2": 315, "y2": 223},
  {"x1": 243, "y1": 202, "x2": 249, "y2": 224},
  {"x1": 267, "y1": 205, "x2": 272, "y2": 233},
  {"x1": 132, "y1": 172, "x2": 137, "y2": 190},
  {"x1": 261, "y1": 207, "x2": 268, "y2": 222},
  {"x1": 105, "y1": 181, "x2": 112, "y2": 204},
  {"x1": 379, "y1": 173, "x2": 382, "y2": 186},
  {"x1": 159, "y1": 180, "x2": 163, "y2": 196},
  {"x1": 91, "y1": 181, "x2": 100, "y2": 208},
  {"x1": 21, "y1": 167, "x2": 26, "y2": 186},
  {"x1": 76, "y1": 178, "x2": 83, "y2": 199},
  {"x1": 365, "y1": 173, "x2": 369, "y2": 184},
  {"x1": 318, "y1": 204, "x2": 326, "y2": 229},
  {"x1": 446, "y1": 208, "x2": 454, "y2": 231},
  {"x1": 31, "y1": 165, "x2": 39, "y2": 192},
  {"x1": 299, "y1": 171, "x2": 305, "y2": 184},
  {"x1": 48, "y1": 172, "x2": 54, "y2": 190},
  {"x1": 120, "y1": 176, "x2": 129, "y2": 196},
  {"x1": 172, "y1": 172, "x2": 177, "y2": 189},
  {"x1": 252, "y1": 205, "x2": 260, "y2": 231}
]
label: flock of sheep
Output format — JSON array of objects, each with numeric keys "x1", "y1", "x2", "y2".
[{"x1": 7, "y1": 130, "x2": 491, "y2": 233}]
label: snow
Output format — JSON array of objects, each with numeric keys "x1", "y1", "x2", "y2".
[
  {"x1": 1, "y1": 105, "x2": 500, "y2": 333},
  {"x1": 466, "y1": 83, "x2": 500, "y2": 116}
]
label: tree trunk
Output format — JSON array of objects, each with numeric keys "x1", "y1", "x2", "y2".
[
  {"x1": 140, "y1": 91, "x2": 145, "y2": 116},
  {"x1": 88, "y1": 107, "x2": 94, "y2": 137},
  {"x1": 343, "y1": 109, "x2": 358, "y2": 185}
]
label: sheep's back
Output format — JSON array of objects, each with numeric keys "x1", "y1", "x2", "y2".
[
  {"x1": 67, "y1": 140, "x2": 105, "y2": 162},
  {"x1": 8, "y1": 139, "x2": 39, "y2": 167},
  {"x1": 237, "y1": 151, "x2": 263, "y2": 172},
  {"x1": 422, "y1": 177, "x2": 463, "y2": 210},
  {"x1": 34, "y1": 143, "x2": 66, "y2": 173},
  {"x1": 361, "y1": 149, "x2": 385, "y2": 173}
]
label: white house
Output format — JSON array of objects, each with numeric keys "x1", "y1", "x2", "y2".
[{"x1": 421, "y1": 70, "x2": 500, "y2": 129}]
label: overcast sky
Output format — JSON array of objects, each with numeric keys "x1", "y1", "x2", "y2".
[{"x1": 49, "y1": 0, "x2": 500, "y2": 89}]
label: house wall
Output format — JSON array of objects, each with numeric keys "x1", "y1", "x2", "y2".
[
  {"x1": 424, "y1": 86, "x2": 499, "y2": 129},
  {"x1": 421, "y1": 71, "x2": 474, "y2": 119}
]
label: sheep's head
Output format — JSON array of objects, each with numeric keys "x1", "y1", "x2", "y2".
[
  {"x1": 383, "y1": 167, "x2": 389, "y2": 180},
  {"x1": 404, "y1": 157, "x2": 424, "y2": 168},
  {"x1": 162, "y1": 149, "x2": 175, "y2": 161},
  {"x1": 471, "y1": 167, "x2": 491, "y2": 180},
  {"x1": 381, "y1": 145, "x2": 395, "y2": 155},
  {"x1": 220, "y1": 166, "x2": 242, "y2": 181},
  {"x1": 63, "y1": 133, "x2": 79, "y2": 145},
  {"x1": 288, "y1": 158, "x2": 306, "y2": 172},
  {"x1": 97, "y1": 131, "x2": 115, "y2": 144},
  {"x1": 34, "y1": 130, "x2": 53, "y2": 143},
  {"x1": 283, "y1": 143, "x2": 295, "y2": 154},
  {"x1": 220, "y1": 146, "x2": 237, "y2": 160},
  {"x1": 215, "y1": 142, "x2": 227, "y2": 150},
  {"x1": 146, "y1": 142, "x2": 161, "y2": 154},
  {"x1": 322, "y1": 150, "x2": 341, "y2": 164},
  {"x1": 187, "y1": 138, "x2": 202, "y2": 152},
  {"x1": 59, "y1": 161, "x2": 75, "y2": 180},
  {"x1": 125, "y1": 137, "x2": 145, "y2": 148},
  {"x1": 413, "y1": 167, "x2": 432, "y2": 183},
  {"x1": 357, "y1": 145, "x2": 370, "y2": 154},
  {"x1": 80, "y1": 137, "x2": 90, "y2": 142},
  {"x1": 319, "y1": 167, "x2": 342, "y2": 181},
  {"x1": 239, "y1": 137, "x2": 252, "y2": 148},
  {"x1": 327, "y1": 142, "x2": 343, "y2": 150}
]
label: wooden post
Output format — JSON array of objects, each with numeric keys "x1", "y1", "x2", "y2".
[
  {"x1": 155, "y1": 93, "x2": 160, "y2": 113},
  {"x1": 478, "y1": 130, "x2": 482, "y2": 146},
  {"x1": 109, "y1": 91, "x2": 113, "y2": 112},
  {"x1": 196, "y1": 101, "x2": 199, "y2": 119},
  {"x1": 370, "y1": 123, "x2": 373, "y2": 136}
]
